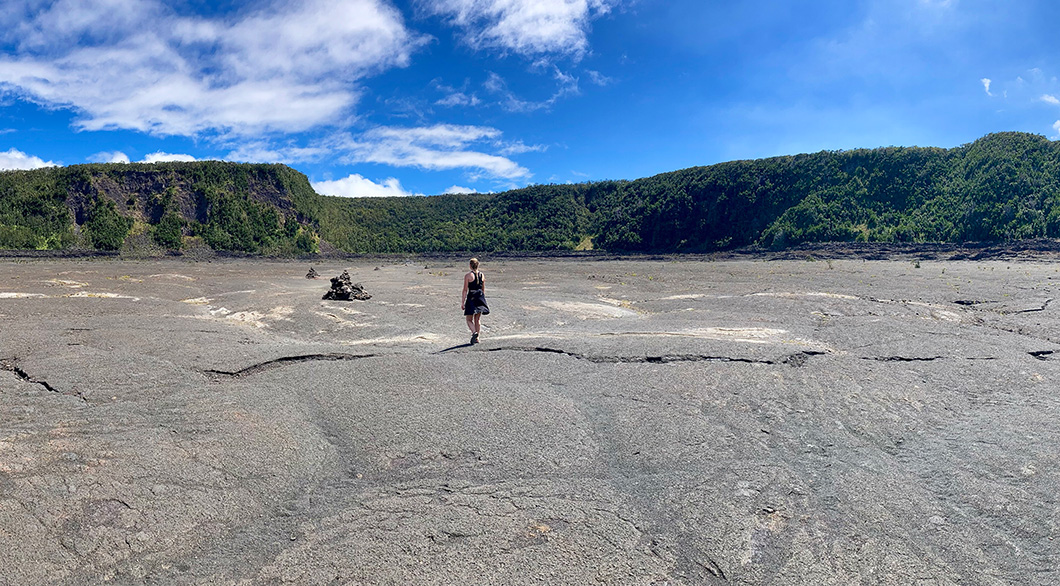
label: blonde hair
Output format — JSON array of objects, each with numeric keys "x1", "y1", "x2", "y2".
[{"x1": 469, "y1": 258, "x2": 479, "y2": 270}]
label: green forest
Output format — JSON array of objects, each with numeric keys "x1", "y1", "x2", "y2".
[
  {"x1": 313, "y1": 131, "x2": 1060, "y2": 253},
  {"x1": 4, "y1": 132, "x2": 1060, "y2": 254},
  {"x1": 0, "y1": 161, "x2": 319, "y2": 254}
]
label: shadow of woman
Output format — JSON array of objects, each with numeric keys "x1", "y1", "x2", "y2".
[{"x1": 435, "y1": 342, "x2": 474, "y2": 354}]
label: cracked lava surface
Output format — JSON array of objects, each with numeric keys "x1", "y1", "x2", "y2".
[{"x1": 1, "y1": 256, "x2": 1059, "y2": 585}]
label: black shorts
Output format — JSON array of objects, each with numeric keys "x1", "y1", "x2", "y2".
[{"x1": 464, "y1": 290, "x2": 490, "y2": 315}]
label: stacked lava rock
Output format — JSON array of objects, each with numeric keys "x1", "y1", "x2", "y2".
[
  {"x1": 322, "y1": 270, "x2": 371, "y2": 301},
  {"x1": 306, "y1": 267, "x2": 320, "y2": 279}
]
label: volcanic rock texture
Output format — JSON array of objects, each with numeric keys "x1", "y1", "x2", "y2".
[{"x1": 0, "y1": 257, "x2": 1058, "y2": 585}]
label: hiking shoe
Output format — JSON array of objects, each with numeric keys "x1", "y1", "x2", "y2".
[{"x1": 471, "y1": 333, "x2": 479, "y2": 344}]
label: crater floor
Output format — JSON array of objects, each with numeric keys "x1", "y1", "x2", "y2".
[{"x1": 1, "y1": 256, "x2": 1058, "y2": 585}]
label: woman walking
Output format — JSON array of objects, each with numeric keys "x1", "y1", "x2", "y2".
[{"x1": 461, "y1": 257, "x2": 490, "y2": 344}]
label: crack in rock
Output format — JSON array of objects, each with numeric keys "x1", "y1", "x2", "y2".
[
  {"x1": 985, "y1": 322, "x2": 1060, "y2": 345},
  {"x1": 485, "y1": 346, "x2": 826, "y2": 367},
  {"x1": 1029, "y1": 350, "x2": 1055, "y2": 361},
  {"x1": 782, "y1": 351, "x2": 828, "y2": 367},
  {"x1": 673, "y1": 543, "x2": 729, "y2": 583},
  {"x1": 0, "y1": 358, "x2": 57, "y2": 392},
  {"x1": 696, "y1": 556, "x2": 728, "y2": 581},
  {"x1": 864, "y1": 355, "x2": 944, "y2": 362},
  {"x1": 205, "y1": 353, "x2": 377, "y2": 378},
  {"x1": 958, "y1": 297, "x2": 1054, "y2": 314},
  {"x1": 1002, "y1": 298, "x2": 1053, "y2": 314},
  {"x1": 485, "y1": 346, "x2": 774, "y2": 365},
  {"x1": 953, "y1": 299, "x2": 995, "y2": 306},
  {"x1": 0, "y1": 358, "x2": 83, "y2": 402}
]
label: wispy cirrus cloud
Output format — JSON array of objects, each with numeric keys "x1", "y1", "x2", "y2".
[
  {"x1": 432, "y1": 80, "x2": 483, "y2": 107},
  {"x1": 0, "y1": 0, "x2": 425, "y2": 138},
  {"x1": 421, "y1": 0, "x2": 617, "y2": 59},
  {"x1": 435, "y1": 92, "x2": 481, "y2": 107},
  {"x1": 0, "y1": 148, "x2": 57, "y2": 170},
  {"x1": 586, "y1": 70, "x2": 613, "y2": 86},
  {"x1": 224, "y1": 141, "x2": 332, "y2": 165},
  {"x1": 338, "y1": 124, "x2": 532, "y2": 179},
  {"x1": 498, "y1": 140, "x2": 546, "y2": 155},
  {"x1": 216, "y1": 123, "x2": 538, "y2": 181},
  {"x1": 312, "y1": 174, "x2": 420, "y2": 197},
  {"x1": 484, "y1": 69, "x2": 579, "y2": 112},
  {"x1": 432, "y1": 81, "x2": 483, "y2": 106}
]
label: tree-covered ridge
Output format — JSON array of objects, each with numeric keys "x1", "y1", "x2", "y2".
[
  {"x1": 589, "y1": 131, "x2": 1060, "y2": 251},
  {"x1": 312, "y1": 181, "x2": 612, "y2": 253},
  {"x1": 3, "y1": 132, "x2": 1060, "y2": 254},
  {"x1": 0, "y1": 161, "x2": 319, "y2": 253},
  {"x1": 320, "y1": 131, "x2": 1060, "y2": 253}
]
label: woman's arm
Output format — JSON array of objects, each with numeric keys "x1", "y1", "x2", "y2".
[{"x1": 461, "y1": 273, "x2": 469, "y2": 309}]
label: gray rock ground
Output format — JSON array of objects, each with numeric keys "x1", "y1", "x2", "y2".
[{"x1": 1, "y1": 257, "x2": 1059, "y2": 585}]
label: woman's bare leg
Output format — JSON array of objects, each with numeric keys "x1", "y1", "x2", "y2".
[
  {"x1": 472, "y1": 314, "x2": 481, "y2": 334},
  {"x1": 466, "y1": 315, "x2": 475, "y2": 333}
]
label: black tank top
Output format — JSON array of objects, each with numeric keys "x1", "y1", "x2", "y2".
[{"x1": 468, "y1": 271, "x2": 483, "y2": 291}]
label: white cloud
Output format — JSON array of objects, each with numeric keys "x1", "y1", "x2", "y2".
[
  {"x1": 339, "y1": 124, "x2": 531, "y2": 179},
  {"x1": 89, "y1": 151, "x2": 130, "y2": 163},
  {"x1": 373, "y1": 124, "x2": 502, "y2": 147},
  {"x1": 483, "y1": 69, "x2": 579, "y2": 112},
  {"x1": 443, "y1": 185, "x2": 478, "y2": 194},
  {"x1": 586, "y1": 69, "x2": 613, "y2": 86},
  {"x1": 484, "y1": 71, "x2": 506, "y2": 94},
  {"x1": 0, "y1": 148, "x2": 57, "y2": 170},
  {"x1": 498, "y1": 140, "x2": 546, "y2": 155},
  {"x1": 0, "y1": 0, "x2": 425, "y2": 137},
  {"x1": 552, "y1": 67, "x2": 580, "y2": 96},
  {"x1": 422, "y1": 0, "x2": 616, "y2": 58},
  {"x1": 312, "y1": 174, "x2": 419, "y2": 197},
  {"x1": 431, "y1": 79, "x2": 482, "y2": 107},
  {"x1": 224, "y1": 142, "x2": 331, "y2": 164},
  {"x1": 979, "y1": 70, "x2": 1060, "y2": 119},
  {"x1": 142, "y1": 151, "x2": 196, "y2": 163},
  {"x1": 1053, "y1": 120, "x2": 1060, "y2": 138},
  {"x1": 436, "y1": 92, "x2": 482, "y2": 107}
]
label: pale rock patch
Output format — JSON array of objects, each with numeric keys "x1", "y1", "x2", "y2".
[{"x1": 540, "y1": 300, "x2": 638, "y2": 319}]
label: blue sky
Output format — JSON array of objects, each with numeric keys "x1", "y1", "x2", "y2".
[{"x1": 2, "y1": 0, "x2": 1060, "y2": 197}]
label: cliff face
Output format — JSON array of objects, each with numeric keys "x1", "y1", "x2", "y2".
[
  {"x1": 68, "y1": 169, "x2": 210, "y2": 226},
  {"x1": 62, "y1": 162, "x2": 307, "y2": 223},
  {"x1": 0, "y1": 161, "x2": 321, "y2": 253}
]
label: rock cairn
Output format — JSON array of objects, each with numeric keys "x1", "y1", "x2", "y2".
[
  {"x1": 322, "y1": 270, "x2": 371, "y2": 301},
  {"x1": 306, "y1": 267, "x2": 319, "y2": 279}
]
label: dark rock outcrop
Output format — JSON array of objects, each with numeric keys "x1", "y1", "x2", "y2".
[{"x1": 322, "y1": 270, "x2": 370, "y2": 301}]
